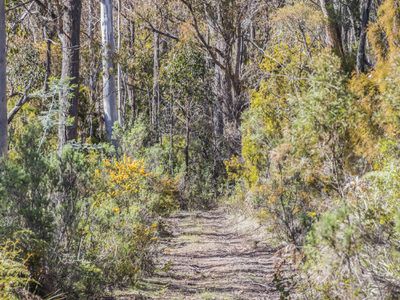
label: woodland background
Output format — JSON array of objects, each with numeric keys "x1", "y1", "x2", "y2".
[{"x1": 0, "y1": 0, "x2": 400, "y2": 298}]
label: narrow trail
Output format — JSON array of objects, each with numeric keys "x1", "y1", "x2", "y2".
[{"x1": 117, "y1": 209, "x2": 283, "y2": 299}]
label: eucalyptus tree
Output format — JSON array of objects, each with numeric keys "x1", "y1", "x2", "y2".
[
  {"x1": 179, "y1": 0, "x2": 265, "y2": 155},
  {"x1": 58, "y1": 0, "x2": 82, "y2": 149},
  {"x1": 319, "y1": 0, "x2": 344, "y2": 58},
  {"x1": 356, "y1": 0, "x2": 373, "y2": 73},
  {"x1": 317, "y1": 0, "x2": 376, "y2": 70},
  {"x1": 152, "y1": 31, "x2": 160, "y2": 134},
  {"x1": 100, "y1": 0, "x2": 118, "y2": 141}
]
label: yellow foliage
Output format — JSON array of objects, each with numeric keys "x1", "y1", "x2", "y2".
[
  {"x1": 271, "y1": 2, "x2": 324, "y2": 50},
  {"x1": 98, "y1": 156, "x2": 149, "y2": 198},
  {"x1": 368, "y1": 0, "x2": 400, "y2": 63},
  {"x1": 0, "y1": 240, "x2": 31, "y2": 300},
  {"x1": 348, "y1": 74, "x2": 381, "y2": 161},
  {"x1": 94, "y1": 155, "x2": 178, "y2": 215},
  {"x1": 307, "y1": 211, "x2": 317, "y2": 218},
  {"x1": 224, "y1": 155, "x2": 243, "y2": 181}
]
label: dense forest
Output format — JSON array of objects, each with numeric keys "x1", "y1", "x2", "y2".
[{"x1": 0, "y1": 0, "x2": 400, "y2": 298}]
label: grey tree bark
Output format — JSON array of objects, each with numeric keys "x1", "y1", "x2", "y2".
[
  {"x1": 0, "y1": 0, "x2": 7, "y2": 157},
  {"x1": 127, "y1": 19, "x2": 136, "y2": 124},
  {"x1": 169, "y1": 94, "x2": 174, "y2": 175},
  {"x1": 87, "y1": 0, "x2": 98, "y2": 138},
  {"x1": 43, "y1": 26, "x2": 55, "y2": 92},
  {"x1": 58, "y1": 0, "x2": 82, "y2": 150},
  {"x1": 184, "y1": 105, "x2": 190, "y2": 181},
  {"x1": 356, "y1": 0, "x2": 373, "y2": 73},
  {"x1": 100, "y1": 0, "x2": 118, "y2": 141},
  {"x1": 117, "y1": 0, "x2": 124, "y2": 127},
  {"x1": 320, "y1": 0, "x2": 344, "y2": 58},
  {"x1": 215, "y1": 1, "x2": 242, "y2": 155},
  {"x1": 152, "y1": 31, "x2": 160, "y2": 135}
]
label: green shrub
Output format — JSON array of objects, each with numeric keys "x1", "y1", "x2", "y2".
[
  {"x1": 302, "y1": 157, "x2": 400, "y2": 299},
  {"x1": 0, "y1": 121, "x2": 179, "y2": 298}
]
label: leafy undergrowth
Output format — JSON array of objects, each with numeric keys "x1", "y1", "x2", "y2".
[
  {"x1": 223, "y1": 1, "x2": 400, "y2": 298},
  {"x1": 0, "y1": 127, "x2": 179, "y2": 299}
]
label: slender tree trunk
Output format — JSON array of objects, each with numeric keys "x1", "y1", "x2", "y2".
[
  {"x1": 214, "y1": 4, "x2": 229, "y2": 138},
  {"x1": 0, "y1": 0, "x2": 7, "y2": 157},
  {"x1": 127, "y1": 20, "x2": 136, "y2": 124},
  {"x1": 169, "y1": 93, "x2": 174, "y2": 175},
  {"x1": 44, "y1": 38, "x2": 51, "y2": 92},
  {"x1": 184, "y1": 109, "x2": 190, "y2": 181},
  {"x1": 100, "y1": 0, "x2": 118, "y2": 141},
  {"x1": 152, "y1": 31, "x2": 160, "y2": 135},
  {"x1": 207, "y1": 13, "x2": 224, "y2": 169},
  {"x1": 217, "y1": 2, "x2": 241, "y2": 155},
  {"x1": 356, "y1": 0, "x2": 373, "y2": 73},
  {"x1": 232, "y1": 20, "x2": 244, "y2": 150},
  {"x1": 213, "y1": 40, "x2": 224, "y2": 138},
  {"x1": 58, "y1": 0, "x2": 82, "y2": 150},
  {"x1": 88, "y1": 0, "x2": 96, "y2": 138},
  {"x1": 234, "y1": 20, "x2": 242, "y2": 95},
  {"x1": 117, "y1": 0, "x2": 124, "y2": 127},
  {"x1": 43, "y1": 26, "x2": 55, "y2": 92}
]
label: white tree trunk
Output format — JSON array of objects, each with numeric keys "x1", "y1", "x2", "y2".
[
  {"x1": 117, "y1": 0, "x2": 124, "y2": 127},
  {"x1": 0, "y1": 0, "x2": 7, "y2": 157},
  {"x1": 100, "y1": 0, "x2": 118, "y2": 141}
]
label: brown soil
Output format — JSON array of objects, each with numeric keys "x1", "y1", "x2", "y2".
[{"x1": 115, "y1": 209, "x2": 284, "y2": 300}]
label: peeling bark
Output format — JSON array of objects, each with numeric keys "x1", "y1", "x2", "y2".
[{"x1": 100, "y1": 0, "x2": 118, "y2": 141}]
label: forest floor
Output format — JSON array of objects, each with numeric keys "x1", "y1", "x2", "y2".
[{"x1": 114, "y1": 208, "x2": 289, "y2": 300}]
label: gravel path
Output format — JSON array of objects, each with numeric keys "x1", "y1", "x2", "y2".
[{"x1": 116, "y1": 209, "x2": 282, "y2": 300}]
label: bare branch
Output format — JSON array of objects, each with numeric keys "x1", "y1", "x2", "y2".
[
  {"x1": 7, "y1": 80, "x2": 33, "y2": 124},
  {"x1": 136, "y1": 11, "x2": 179, "y2": 40},
  {"x1": 180, "y1": 0, "x2": 225, "y2": 70}
]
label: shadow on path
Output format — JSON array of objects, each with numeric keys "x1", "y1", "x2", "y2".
[{"x1": 115, "y1": 209, "x2": 281, "y2": 300}]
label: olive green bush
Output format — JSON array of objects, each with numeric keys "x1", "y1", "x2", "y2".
[
  {"x1": 0, "y1": 122, "x2": 179, "y2": 298},
  {"x1": 303, "y1": 156, "x2": 400, "y2": 298},
  {"x1": 227, "y1": 1, "x2": 400, "y2": 298}
]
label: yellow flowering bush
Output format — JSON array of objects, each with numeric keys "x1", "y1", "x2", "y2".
[
  {"x1": 94, "y1": 155, "x2": 178, "y2": 215},
  {"x1": 77, "y1": 155, "x2": 179, "y2": 286},
  {"x1": 106, "y1": 157, "x2": 147, "y2": 195}
]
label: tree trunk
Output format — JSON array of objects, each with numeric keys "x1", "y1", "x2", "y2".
[
  {"x1": 356, "y1": 0, "x2": 373, "y2": 73},
  {"x1": 152, "y1": 31, "x2": 160, "y2": 136},
  {"x1": 212, "y1": 17, "x2": 225, "y2": 139},
  {"x1": 169, "y1": 92, "x2": 175, "y2": 175},
  {"x1": 58, "y1": 0, "x2": 82, "y2": 150},
  {"x1": 217, "y1": 2, "x2": 242, "y2": 155},
  {"x1": 100, "y1": 0, "x2": 118, "y2": 142},
  {"x1": 184, "y1": 110, "x2": 190, "y2": 181},
  {"x1": 207, "y1": 12, "x2": 224, "y2": 172},
  {"x1": 43, "y1": 26, "x2": 55, "y2": 92},
  {"x1": 127, "y1": 20, "x2": 136, "y2": 124},
  {"x1": 117, "y1": 0, "x2": 124, "y2": 127},
  {"x1": 320, "y1": 0, "x2": 344, "y2": 58},
  {"x1": 0, "y1": 0, "x2": 7, "y2": 157},
  {"x1": 88, "y1": 0, "x2": 97, "y2": 138}
]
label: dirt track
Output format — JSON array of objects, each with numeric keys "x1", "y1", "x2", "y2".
[{"x1": 116, "y1": 209, "x2": 283, "y2": 300}]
